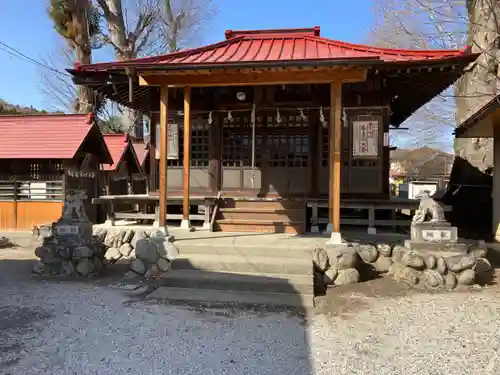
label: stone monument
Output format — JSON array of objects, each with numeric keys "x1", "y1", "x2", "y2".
[
  {"x1": 406, "y1": 192, "x2": 467, "y2": 252},
  {"x1": 33, "y1": 169, "x2": 106, "y2": 277}
]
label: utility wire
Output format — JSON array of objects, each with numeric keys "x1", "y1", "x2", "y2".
[{"x1": 0, "y1": 39, "x2": 72, "y2": 78}]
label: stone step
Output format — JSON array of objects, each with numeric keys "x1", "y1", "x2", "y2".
[
  {"x1": 175, "y1": 243, "x2": 312, "y2": 259},
  {"x1": 148, "y1": 286, "x2": 314, "y2": 308},
  {"x1": 159, "y1": 269, "x2": 314, "y2": 295},
  {"x1": 171, "y1": 254, "x2": 313, "y2": 275}
]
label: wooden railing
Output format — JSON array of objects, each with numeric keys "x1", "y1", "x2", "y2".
[{"x1": 0, "y1": 180, "x2": 64, "y2": 201}]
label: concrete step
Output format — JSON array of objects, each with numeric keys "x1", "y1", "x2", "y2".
[
  {"x1": 175, "y1": 243, "x2": 312, "y2": 259},
  {"x1": 159, "y1": 269, "x2": 314, "y2": 295},
  {"x1": 148, "y1": 286, "x2": 314, "y2": 308},
  {"x1": 218, "y1": 208, "x2": 305, "y2": 221},
  {"x1": 171, "y1": 254, "x2": 313, "y2": 275},
  {"x1": 216, "y1": 220, "x2": 305, "y2": 234}
]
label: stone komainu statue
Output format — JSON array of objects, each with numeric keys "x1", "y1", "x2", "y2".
[
  {"x1": 412, "y1": 191, "x2": 446, "y2": 223},
  {"x1": 61, "y1": 190, "x2": 89, "y2": 221}
]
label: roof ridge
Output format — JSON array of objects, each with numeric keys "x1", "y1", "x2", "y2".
[
  {"x1": 304, "y1": 35, "x2": 469, "y2": 56},
  {"x1": 74, "y1": 37, "x2": 244, "y2": 71},
  {"x1": 225, "y1": 27, "x2": 320, "y2": 39},
  {"x1": 72, "y1": 26, "x2": 474, "y2": 74}
]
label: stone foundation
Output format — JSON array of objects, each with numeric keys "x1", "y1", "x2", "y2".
[
  {"x1": 389, "y1": 244, "x2": 491, "y2": 289},
  {"x1": 95, "y1": 227, "x2": 179, "y2": 279},
  {"x1": 33, "y1": 222, "x2": 107, "y2": 277},
  {"x1": 313, "y1": 242, "x2": 492, "y2": 291}
]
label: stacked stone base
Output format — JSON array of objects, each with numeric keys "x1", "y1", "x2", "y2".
[
  {"x1": 313, "y1": 243, "x2": 395, "y2": 290},
  {"x1": 33, "y1": 225, "x2": 107, "y2": 277},
  {"x1": 313, "y1": 241, "x2": 492, "y2": 292},
  {"x1": 389, "y1": 245, "x2": 491, "y2": 290},
  {"x1": 95, "y1": 227, "x2": 179, "y2": 279}
]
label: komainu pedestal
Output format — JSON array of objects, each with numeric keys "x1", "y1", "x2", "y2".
[
  {"x1": 406, "y1": 192, "x2": 466, "y2": 252},
  {"x1": 33, "y1": 188, "x2": 106, "y2": 277}
]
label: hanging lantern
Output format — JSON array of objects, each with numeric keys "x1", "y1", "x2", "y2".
[{"x1": 236, "y1": 91, "x2": 246, "y2": 101}]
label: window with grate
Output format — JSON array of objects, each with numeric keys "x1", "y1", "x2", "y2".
[
  {"x1": 222, "y1": 132, "x2": 251, "y2": 167},
  {"x1": 29, "y1": 163, "x2": 41, "y2": 180},
  {"x1": 191, "y1": 121, "x2": 210, "y2": 167},
  {"x1": 221, "y1": 113, "x2": 264, "y2": 167},
  {"x1": 167, "y1": 119, "x2": 210, "y2": 167},
  {"x1": 321, "y1": 129, "x2": 329, "y2": 167},
  {"x1": 266, "y1": 114, "x2": 309, "y2": 167}
]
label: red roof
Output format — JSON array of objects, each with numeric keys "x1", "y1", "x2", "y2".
[
  {"x1": 132, "y1": 142, "x2": 149, "y2": 167},
  {"x1": 102, "y1": 134, "x2": 134, "y2": 171},
  {"x1": 0, "y1": 113, "x2": 97, "y2": 159},
  {"x1": 75, "y1": 27, "x2": 472, "y2": 72}
]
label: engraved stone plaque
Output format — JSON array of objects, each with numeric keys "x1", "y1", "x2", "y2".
[
  {"x1": 421, "y1": 229, "x2": 452, "y2": 242},
  {"x1": 56, "y1": 225, "x2": 80, "y2": 235}
]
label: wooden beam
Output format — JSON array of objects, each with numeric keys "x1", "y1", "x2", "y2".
[
  {"x1": 183, "y1": 87, "x2": 192, "y2": 225},
  {"x1": 159, "y1": 86, "x2": 168, "y2": 228},
  {"x1": 139, "y1": 68, "x2": 367, "y2": 87},
  {"x1": 329, "y1": 82, "x2": 342, "y2": 233}
]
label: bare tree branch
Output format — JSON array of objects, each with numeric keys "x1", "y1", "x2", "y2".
[{"x1": 370, "y1": 0, "x2": 499, "y2": 169}]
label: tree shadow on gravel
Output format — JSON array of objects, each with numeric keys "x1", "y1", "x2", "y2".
[{"x1": 0, "y1": 256, "x2": 315, "y2": 375}]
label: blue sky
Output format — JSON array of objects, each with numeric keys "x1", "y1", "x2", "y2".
[
  {"x1": 0, "y1": 0, "x2": 454, "y2": 151},
  {"x1": 0, "y1": 0, "x2": 373, "y2": 110}
]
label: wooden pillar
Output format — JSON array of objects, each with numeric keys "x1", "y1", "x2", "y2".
[
  {"x1": 148, "y1": 115, "x2": 157, "y2": 192},
  {"x1": 327, "y1": 82, "x2": 342, "y2": 242},
  {"x1": 158, "y1": 86, "x2": 168, "y2": 229},
  {"x1": 181, "y1": 87, "x2": 192, "y2": 230}
]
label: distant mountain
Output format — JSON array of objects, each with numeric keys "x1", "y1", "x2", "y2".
[
  {"x1": 0, "y1": 99, "x2": 57, "y2": 115},
  {"x1": 390, "y1": 147, "x2": 454, "y2": 179}
]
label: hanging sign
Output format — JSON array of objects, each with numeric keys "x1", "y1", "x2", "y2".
[
  {"x1": 155, "y1": 123, "x2": 179, "y2": 159},
  {"x1": 352, "y1": 120, "x2": 379, "y2": 158}
]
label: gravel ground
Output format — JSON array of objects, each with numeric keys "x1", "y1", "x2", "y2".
[{"x1": 1, "y1": 236, "x2": 500, "y2": 375}]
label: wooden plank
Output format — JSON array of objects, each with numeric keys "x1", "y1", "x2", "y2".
[
  {"x1": 15, "y1": 201, "x2": 63, "y2": 229},
  {"x1": 159, "y1": 86, "x2": 169, "y2": 228},
  {"x1": 317, "y1": 217, "x2": 411, "y2": 227},
  {"x1": 0, "y1": 201, "x2": 16, "y2": 229},
  {"x1": 13, "y1": 177, "x2": 17, "y2": 228},
  {"x1": 139, "y1": 68, "x2": 367, "y2": 87},
  {"x1": 183, "y1": 86, "x2": 191, "y2": 222},
  {"x1": 306, "y1": 200, "x2": 451, "y2": 211},
  {"x1": 115, "y1": 212, "x2": 205, "y2": 221}
]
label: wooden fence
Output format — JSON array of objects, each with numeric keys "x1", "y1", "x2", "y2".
[{"x1": 0, "y1": 179, "x2": 64, "y2": 230}]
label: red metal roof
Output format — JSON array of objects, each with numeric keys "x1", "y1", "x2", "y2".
[
  {"x1": 75, "y1": 27, "x2": 472, "y2": 72},
  {"x1": 102, "y1": 134, "x2": 133, "y2": 171},
  {"x1": 0, "y1": 113, "x2": 96, "y2": 159},
  {"x1": 132, "y1": 142, "x2": 149, "y2": 167}
]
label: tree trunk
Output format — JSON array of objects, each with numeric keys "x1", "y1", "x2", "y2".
[
  {"x1": 72, "y1": 0, "x2": 95, "y2": 114},
  {"x1": 448, "y1": 0, "x2": 499, "y2": 240},
  {"x1": 454, "y1": 0, "x2": 499, "y2": 170},
  {"x1": 99, "y1": 0, "x2": 142, "y2": 135}
]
